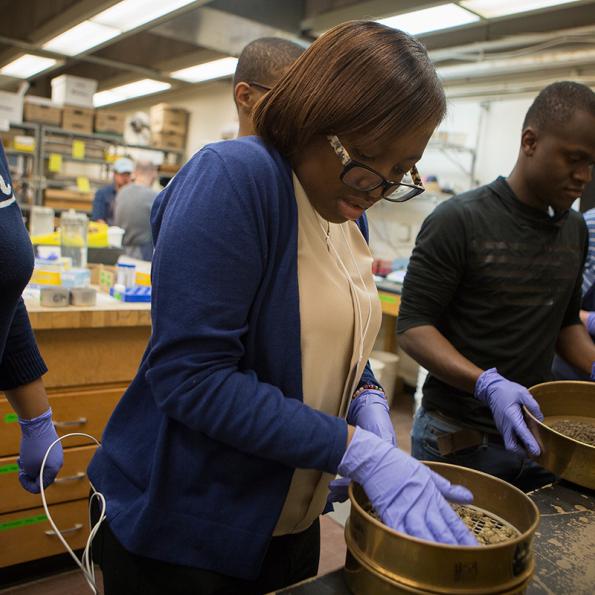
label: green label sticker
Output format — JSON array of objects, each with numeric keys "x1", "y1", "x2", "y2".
[
  {"x1": 0, "y1": 514, "x2": 47, "y2": 532},
  {"x1": 0, "y1": 463, "x2": 18, "y2": 475},
  {"x1": 379, "y1": 294, "x2": 397, "y2": 304},
  {"x1": 3, "y1": 413, "x2": 18, "y2": 423}
]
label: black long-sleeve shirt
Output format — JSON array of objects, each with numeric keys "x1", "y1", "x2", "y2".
[
  {"x1": 397, "y1": 177, "x2": 587, "y2": 431},
  {"x1": 0, "y1": 145, "x2": 47, "y2": 390}
]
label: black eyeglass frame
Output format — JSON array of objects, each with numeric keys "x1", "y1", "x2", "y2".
[
  {"x1": 247, "y1": 81, "x2": 272, "y2": 92},
  {"x1": 327, "y1": 135, "x2": 425, "y2": 203}
]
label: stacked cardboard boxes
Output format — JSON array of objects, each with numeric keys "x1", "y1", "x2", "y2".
[
  {"x1": 150, "y1": 104, "x2": 188, "y2": 151},
  {"x1": 23, "y1": 96, "x2": 62, "y2": 126},
  {"x1": 51, "y1": 74, "x2": 96, "y2": 134},
  {"x1": 95, "y1": 110, "x2": 125, "y2": 135}
]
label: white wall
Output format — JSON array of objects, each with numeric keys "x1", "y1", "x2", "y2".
[{"x1": 119, "y1": 81, "x2": 238, "y2": 159}]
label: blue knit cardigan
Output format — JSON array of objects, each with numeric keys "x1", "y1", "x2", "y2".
[{"x1": 88, "y1": 137, "x2": 378, "y2": 579}]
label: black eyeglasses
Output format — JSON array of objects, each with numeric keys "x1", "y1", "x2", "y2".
[
  {"x1": 248, "y1": 81, "x2": 272, "y2": 92},
  {"x1": 327, "y1": 135, "x2": 425, "y2": 203}
]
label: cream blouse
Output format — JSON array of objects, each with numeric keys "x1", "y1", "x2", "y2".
[{"x1": 273, "y1": 174, "x2": 381, "y2": 535}]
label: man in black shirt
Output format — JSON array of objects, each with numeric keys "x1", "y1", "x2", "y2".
[{"x1": 397, "y1": 82, "x2": 595, "y2": 491}]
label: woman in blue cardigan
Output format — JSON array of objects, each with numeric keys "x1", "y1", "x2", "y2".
[
  {"x1": 0, "y1": 144, "x2": 62, "y2": 493},
  {"x1": 89, "y1": 21, "x2": 477, "y2": 594}
]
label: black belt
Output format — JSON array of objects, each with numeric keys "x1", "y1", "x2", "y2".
[{"x1": 431, "y1": 411, "x2": 504, "y2": 456}]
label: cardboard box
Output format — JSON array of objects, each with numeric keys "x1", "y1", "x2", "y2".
[
  {"x1": 62, "y1": 106, "x2": 94, "y2": 134},
  {"x1": 151, "y1": 131, "x2": 185, "y2": 151},
  {"x1": 51, "y1": 74, "x2": 97, "y2": 108},
  {"x1": 150, "y1": 103, "x2": 188, "y2": 135},
  {"x1": 24, "y1": 97, "x2": 62, "y2": 126},
  {"x1": 0, "y1": 91, "x2": 24, "y2": 126},
  {"x1": 44, "y1": 188, "x2": 93, "y2": 212},
  {"x1": 95, "y1": 110, "x2": 125, "y2": 135}
]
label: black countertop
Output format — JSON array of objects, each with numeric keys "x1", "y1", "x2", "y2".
[{"x1": 276, "y1": 481, "x2": 595, "y2": 595}]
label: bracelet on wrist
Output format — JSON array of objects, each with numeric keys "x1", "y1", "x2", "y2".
[{"x1": 352, "y1": 384, "x2": 384, "y2": 400}]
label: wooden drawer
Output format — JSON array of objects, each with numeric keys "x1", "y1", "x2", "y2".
[
  {"x1": 0, "y1": 499, "x2": 90, "y2": 567},
  {"x1": 0, "y1": 385, "x2": 124, "y2": 457},
  {"x1": 0, "y1": 445, "x2": 96, "y2": 514}
]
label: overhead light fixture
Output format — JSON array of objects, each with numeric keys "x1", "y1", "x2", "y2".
[
  {"x1": 43, "y1": 20, "x2": 119, "y2": 56},
  {"x1": 460, "y1": 0, "x2": 581, "y2": 19},
  {"x1": 170, "y1": 57, "x2": 238, "y2": 83},
  {"x1": 0, "y1": 54, "x2": 58, "y2": 78},
  {"x1": 93, "y1": 79, "x2": 171, "y2": 107},
  {"x1": 41, "y1": 0, "x2": 198, "y2": 58},
  {"x1": 377, "y1": 3, "x2": 480, "y2": 36},
  {"x1": 93, "y1": 0, "x2": 196, "y2": 33}
]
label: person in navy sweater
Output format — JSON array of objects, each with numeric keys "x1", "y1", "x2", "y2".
[
  {"x1": 88, "y1": 22, "x2": 477, "y2": 595},
  {"x1": 0, "y1": 144, "x2": 62, "y2": 493}
]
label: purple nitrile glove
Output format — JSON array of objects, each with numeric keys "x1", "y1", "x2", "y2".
[
  {"x1": 18, "y1": 408, "x2": 63, "y2": 493},
  {"x1": 339, "y1": 427, "x2": 477, "y2": 546},
  {"x1": 347, "y1": 389, "x2": 397, "y2": 447},
  {"x1": 591, "y1": 362, "x2": 595, "y2": 381},
  {"x1": 474, "y1": 368, "x2": 544, "y2": 457},
  {"x1": 326, "y1": 389, "x2": 398, "y2": 508},
  {"x1": 586, "y1": 312, "x2": 595, "y2": 337}
]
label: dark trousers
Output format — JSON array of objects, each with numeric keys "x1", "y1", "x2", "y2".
[{"x1": 90, "y1": 497, "x2": 320, "y2": 595}]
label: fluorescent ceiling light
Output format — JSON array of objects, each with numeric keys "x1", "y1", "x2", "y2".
[
  {"x1": 171, "y1": 57, "x2": 238, "y2": 83},
  {"x1": 43, "y1": 20, "x2": 119, "y2": 56},
  {"x1": 93, "y1": 0, "x2": 196, "y2": 33},
  {"x1": 0, "y1": 54, "x2": 58, "y2": 78},
  {"x1": 378, "y1": 3, "x2": 479, "y2": 35},
  {"x1": 460, "y1": 0, "x2": 581, "y2": 19},
  {"x1": 94, "y1": 79, "x2": 171, "y2": 107}
]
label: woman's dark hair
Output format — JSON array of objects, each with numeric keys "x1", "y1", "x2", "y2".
[{"x1": 253, "y1": 20, "x2": 446, "y2": 156}]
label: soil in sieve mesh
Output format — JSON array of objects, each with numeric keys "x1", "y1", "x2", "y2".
[
  {"x1": 364, "y1": 503, "x2": 518, "y2": 545},
  {"x1": 548, "y1": 420, "x2": 595, "y2": 446},
  {"x1": 452, "y1": 505, "x2": 518, "y2": 545}
]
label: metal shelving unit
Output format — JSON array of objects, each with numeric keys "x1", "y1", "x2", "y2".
[
  {"x1": 2, "y1": 122, "x2": 41, "y2": 209},
  {"x1": 426, "y1": 140, "x2": 478, "y2": 188},
  {"x1": 37, "y1": 125, "x2": 185, "y2": 209}
]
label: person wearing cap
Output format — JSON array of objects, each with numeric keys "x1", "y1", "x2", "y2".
[{"x1": 91, "y1": 157, "x2": 134, "y2": 225}]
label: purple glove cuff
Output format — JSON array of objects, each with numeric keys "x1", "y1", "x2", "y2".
[
  {"x1": 347, "y1": 389, "x2": 387, "y2": 425},
  {"x1": 474, "y1": 368, "x2": 499, "y2": 402},
  {"x1": 18, "y1": 407, "x2": 53, "y2": 428}
]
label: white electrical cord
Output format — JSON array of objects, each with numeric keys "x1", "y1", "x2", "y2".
[{"x1": 39, "y1": 433, "x2": 105, "y2": 595}]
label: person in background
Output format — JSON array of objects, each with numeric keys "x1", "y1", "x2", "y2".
[
  {"x1": 91, "y1": 157, "x2": 134, "y2": 225},
  {"x1": 114, "y1": 160, "x2": 158, "y2": 261},
  {"x1": 88, "y1": 22, "x2": 477, "y2": 595},
  {"x1": 552, "y1": 201, "x2": 595, "y2": 379},
  {"x1": 397, "y1": 81, "x2": 595, "y2": 492},
  {"x1": 233, "y1": 37, "x2": 305, "y2": 137},
  {"x1": 0, "y1": 143, "x2": 62, "y2": 493}
]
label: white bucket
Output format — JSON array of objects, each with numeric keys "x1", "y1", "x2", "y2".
[
  {"x1": 108, "y1": 226, "x2": 125, "y2": 248},
  {"x1": 370, "y1": 350, "x2": 400, "y2": 407}
]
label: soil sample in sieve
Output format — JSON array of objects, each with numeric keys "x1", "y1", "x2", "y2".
[
  {"x1": 548, "y1": 419, "x2": 595, "y2": 446},
  {"x1": 452, "y1": 505, "x2": 518, "y2": 545},
  {"x1": 365, "y1": 503, "x2": 518, "y2": 545}
]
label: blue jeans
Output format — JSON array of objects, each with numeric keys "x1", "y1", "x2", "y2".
[{"x1": 411, "y1": 407, "x2": 555, "y2": 493}]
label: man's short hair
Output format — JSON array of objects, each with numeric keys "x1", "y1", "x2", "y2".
[
  {"x1": 523, "y1": 81, "x2": 595, "y2": 132},
  {"x1": 233, "y1": 37, "x2": 305, "y2": 89}
]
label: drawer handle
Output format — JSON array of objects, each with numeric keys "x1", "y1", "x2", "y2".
[
  {"x1": 54, "y1": 471, "x2": 86, "y2": 483},
  {"x1": 53, "y1": 418, "x2": 87, "y2": 428},
  {"x1": 45, "y1": 523, "x2": 83, "y2": 536}
]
